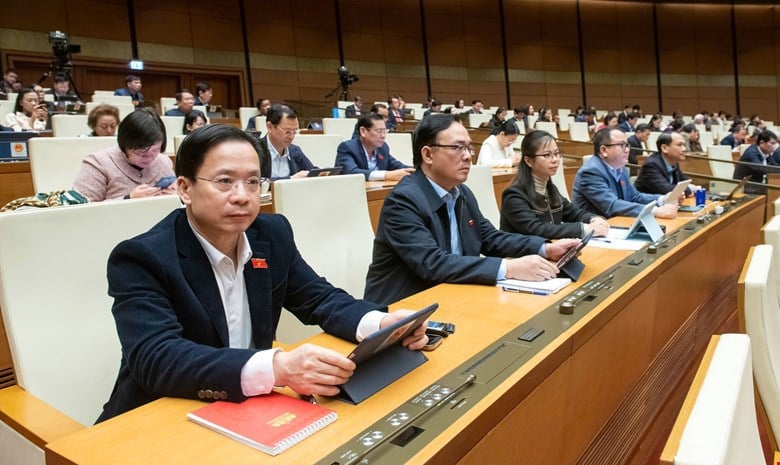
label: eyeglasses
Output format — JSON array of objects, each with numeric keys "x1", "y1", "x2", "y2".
[
  {"x1": 196, "y1": 176, "x2": 268, "y2": 193},
  {"x1": 534, "y1": 150, "x2": 562, "y2": 160},
  {"x1": 274, "y1": 125, "x2": 299, "y2": 136},
  {"x1": 430, "y1": 144, "x2": 475, "y2": 156},
  {"x1": 604, "y1": 142, "x2": 630, "y2": 151},
  {"x1": 371, "y1": 127, "x2": 387, "y2": 135}
]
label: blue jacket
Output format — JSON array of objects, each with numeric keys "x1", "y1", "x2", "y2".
[
  {"x1": 572, "y1": 155, "x2": 659, "y2": 217},
  {"x1": 335, "y1": 138, "x2": 409, "y2": 180},
  {"x1": 258, "y1": 136, "x2": 316, "y2": 180},
  {"x1": 365, "y1": 169, "x2": 547, "y2": 305},
  {"x1": 720, "y1": 133, "x2": 738, "y2": 148},
  {"x1": 113, "y1": 87, "x2": 143, "y2": 104},
  {"x1": 97, "y1": 209, "x2": 381, "y2": 422}
]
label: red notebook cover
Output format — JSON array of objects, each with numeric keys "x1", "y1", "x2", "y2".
[{"x1": 187, "y1": 392, "x2": 337, "y2": 456}]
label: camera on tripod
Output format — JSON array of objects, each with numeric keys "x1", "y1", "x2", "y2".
[{"x1": 48, "y1": 30, "x2": 80, "y2": 78}]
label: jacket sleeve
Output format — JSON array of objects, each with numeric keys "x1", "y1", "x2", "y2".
[
  {"x1": 72, "y1": 154, "x2": 109, "y2": 201},
  {"x1": 635, "y1": 160, "x2": 675, "y2": 195},
  {"x1": 500, "y1": 187, "x2": 585, "y2": 238},
  {"x1": 575, "y1": 165, "x2": 646, "y2": 217},
  {"x1": 335, "y1": 142, "x2": 371, "y2": 180}
]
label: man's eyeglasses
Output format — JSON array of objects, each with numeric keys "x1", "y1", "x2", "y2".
[
  {"x1": 196, "y1": 176, "x2": 269, "y2": 193},
  {"x1": 604, "y1": 142, "x2": 630, "y2": 151},
  {"x1": 534, "y1": 150, "x2": 562, "y2": 160},
  {"x1": 430, "y1": 144, "x2": 475, "y2": 156},
  {"x1": 274, "y1": 125, "x2": 299, "y2": 136}
]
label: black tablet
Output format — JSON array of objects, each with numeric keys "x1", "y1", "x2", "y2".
[
  {"x1": 307, "y1": 167, "x2": 342, "y2": 177},
  {"x1": 555, "y1": 229, "x2": 594, "y2": 269},
  {"x1": 347, "y1": 303, "x2": 438, "y2": 365}
]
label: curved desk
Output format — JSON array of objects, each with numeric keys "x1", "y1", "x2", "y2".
[{"x1": 44, "y1": 196, "x2": 765, "y2": 465}]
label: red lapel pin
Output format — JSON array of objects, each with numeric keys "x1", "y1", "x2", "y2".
[
  {"x1": 468, "y1": 219, "x2": 475, "y2": 227},
  {"x1": 251, "y1": 258, "x2": 268, "y2": 269}
]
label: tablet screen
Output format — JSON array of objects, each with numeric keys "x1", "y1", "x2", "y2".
[
  {"x1": 556, "y1": 229, "x2": 594, "y2": 269},
  {"x1": 347, "y1": 303, "x2": 438, "y2": 365}
]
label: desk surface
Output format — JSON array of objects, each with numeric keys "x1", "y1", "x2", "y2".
[{"x1": 45, "y1": 196, "x2": 765, "y2": 465}]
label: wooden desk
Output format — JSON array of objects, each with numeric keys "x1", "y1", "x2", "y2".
[{"x1": 44, "y1": 196, "x2": 766, "y2": 465}]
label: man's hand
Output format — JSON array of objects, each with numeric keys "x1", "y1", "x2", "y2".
[
  {"x1": 653, "y1": 203, "x2": 678, "y2": 219},
  {"x1": 272, "y1": 344, "x2": 356, "y2": 396},
  {"x1": 544, "y1": 238, "x2": 581, "y2": 261},
  {"x1": 587, "y1": 217, "x2": 610, "y2": 237},
  {"x1": 291, "y1": 171, "x2": 309, "y2": 179},
  {"x1": 385, "y1": 168, "x2": 415, "y2": 181},
  {"x1": 505, "y1": 255, "x2": 559, "y2": 281},
  {"x1": 379, "y1": 310, "x2": 428, "y2": 351}
]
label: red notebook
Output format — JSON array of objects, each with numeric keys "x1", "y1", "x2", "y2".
[{"x1": 187, "y1": 392, "x2": 338, "y2": 456}]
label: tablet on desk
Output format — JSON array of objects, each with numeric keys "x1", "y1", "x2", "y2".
[
  {"x1": 665, "y1": 179, "x2": 691, "y2": 201},
  {"x1": 347, "y1": 303, "x2": 438, "y2": 365},
  {"x1": 307, "y1": 167, "x2": 342, "y2": 177},
  {"x1": 556, "y1": 229, "x2": 593, "y2": 269}
]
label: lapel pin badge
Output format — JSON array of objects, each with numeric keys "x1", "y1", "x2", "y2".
[{"x1": 251, "y1": 258, "x2": 268, "y2": 269}]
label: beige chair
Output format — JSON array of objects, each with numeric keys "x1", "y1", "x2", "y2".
[
  {"x1": 238, "y1": 106, "x2": 259, "y2": 129},
  {"x1": 535, "y1": 121, "x2": 558, "y2": 139},
  {"x1": 464, "y1": 164, "x2": 500, "y2": 227},
  {"x1": 91, "y1": 90, "x2": 116, "y2": 98},
  {"x1": 0, "y1": 196, "x2": 182, "y2": 464},
  {"x1": 292, "y1": 134, "x2": 343, "y2": 168},
  {"x1": 272, "y1": 174, "x2": 374, "y2": 344},
  {"x1": 252, "y1": 116, "x2": 267, "y2": 137},
  {"x1": 551, "y1": 159, "x2": 570, "y2": 200},
  {"x1": 558, "y1": 115, "x2": 574, "y2": 132},
  {"x1": 0, "y1": 100, "x2": 15, "y2": 122},
  {"x1": 51, "y1": 114, "x2": 89, "y2": 137},
  {"x1": 707, "y1": 145, "x2": 738, "y2": 194},
  {"x1": 160, "y1": 97, "x2": 176, "y2": 112},
  {"x1": 775, "y1": 196, "x2": 780, "y2": 216},
  {"x1": 384, "y1": 132, "x2": 414, "y2": 167},
  {"x1": 173, "y1": 134, "x2": 187, "y2": 155},
  {"x1": 526, "y1": 114, "x2": 538, "y2": 129},
  {"x1": 697, "y1": 131, "x2": 713, "y2": 151},
  {"x1": 740, "y1": 244, "x2": 780, "y2": 447},
  {"x1": 569, "y1": 121, "x2": 590, "y2": 142},
  {"x1": 29, "y1": 136, "x2": 117, "y2": 192},
  {"x1": 659, "y1": 333, "x2": 764, "y2": 465},
  {"x1": 160, "y1": 116, "x2": 184, "y2": 154},
  {"x1": 467, "y1": 113, "x2": 492, "y2": 129},
  {"x1": 322, "y1": 117, "x2": 357, "y2": 141},
  {"x1": 84, "y1": 102, "x2": 135, "y2": 122},
  {"x1": 89, "y1": 94, "x2": 130, "y2": 106},
  {"x1": 404, "y1": 103, "x2": 423, "y2": 120}
]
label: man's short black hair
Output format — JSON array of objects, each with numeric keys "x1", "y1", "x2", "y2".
[
  {"x1": 369, "y1": 103, "x2": 387, "y2": 113},
  {"x1": 635, "y1": 123, "x2": 650, "y2": 132},
  {"x1": 592, "y1": 127, "x2": 616, "y2": 155},
  {"x1": 412, "y1": 113, "x2": 457, "y2": 168},
  {"x1": 357, "y1": 113, "x2": 384, "y2": 132},
  {"x1": 756, "y1": 129, "x2": 777, "y2": 145},
  {"x1": 118, "y1": 108, "x2": 167, "y2": 154},
  {"x1": 175, "y1": 89, "x2": 192, "y2": 102},
  {"x1": 195, "y1": 82, "x2": 211, "y2": 94},
  {"x1": 680, "y1": 123, "x2": 697, "y2": 134},
  {"x1": 175, "y1": 124, "x2": 260, "y2": 180},
  {"x1": 125, "y1": 74, "x2": 140, "y2": 84},
  {"x1": 266, "y1": 104, "x2": 297, "y2": 126},
  {"x1": 656, "y1": 132, "x2": 673, "y2": 152}
]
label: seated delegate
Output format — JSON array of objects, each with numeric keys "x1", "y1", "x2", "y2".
[
  {"x1": 477, "y1": 120, "x2": 521, "y2": 168},
  {"x1": 733, "y1": 129, "x2": 780, "y2": 194},
  {"x1": 634, "y1": 132, "x2": 692, "y2": 198},
  {"x1": 257, "y1": 104, "x2": 317, "y2": 180},
  {"x1": 72, "y1": 108, "x2": 176, "y2": 201},
  {"x1": 572, "y1": 128, "x2": 678, "y2": 219},
  {"x1": 335, "y1": 113, "x2": 413, "y2": 181},
  {"x1": 6, "y1": 88, "x2": 48, "y2": 131},
  {"x1": 97, "y1": 125, "x2": 427, "y2": 422},
  {"x1": 84, "y1": 104, "x2": 120, "y2": 137},
  {"x1": 501, "y1": 130, "x2": 608, "y2": 239}
]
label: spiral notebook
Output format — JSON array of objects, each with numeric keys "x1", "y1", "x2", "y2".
[{"x1": 187, "y1": 392, "x2": 337, "y2": 456}]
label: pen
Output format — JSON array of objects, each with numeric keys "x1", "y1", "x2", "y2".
[
  {"x1": 501, "y1": 286, "x2": 551, "y2": 296},
  {"x1": 592, "y1": 238, "x2": 612, "y2": 243}
]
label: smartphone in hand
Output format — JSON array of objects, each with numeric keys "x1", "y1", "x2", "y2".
[{"x1": 154, "y1": 176, "x2": 177, "y2": 189}]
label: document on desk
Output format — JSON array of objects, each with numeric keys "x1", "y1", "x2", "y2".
[
  {"x1": 497, "y1": 277, "x2": 571, "y2": 294},
  {"x1": 588, "y1": 229, "x2": 646, "y2": 251}
]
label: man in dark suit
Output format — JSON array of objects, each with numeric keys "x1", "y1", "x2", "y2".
[
  {"x1": 114, "y1": 74, "x2": 144, "y2": 107},
  {"x1": 464, "y1": 99, "x2": 484, "y2": 115},
  {"x1": 364, "y1": 114, "x2": 579, "y2": 305},
  {"x1": 97, "y1": 125, "x2": 427, "y2": 422},
  {"x1": 720, "y1": 123, "x2": 748, "y2": 149},
  {"x1": 572, "y1": 128, "x2": 678, "y2": 219},
  {"x1": 345, "y1": 95, "x2": 363, "y2": 118},
  {"x1": 634, "y1": 132, "x2": 692, "y2": 197},
  {"x1": 246, "y1": 98, "x2": 271, "y2": 131},
  {"x1": 733, "y1": 129, "x2": 780, "y2": 194},
  {"x1": 336, "y1": 113, "x2": 413, "y2": 181},
  {"x1": 164, "y1": 89, "x2": 195, "y2": 117},
  {"x1": 619, "y1": 112, "x2": 638, "y2": 133},
  {"x1": 386, "y1": 95, "x2": 404, "y2": 132},
  {"x1": 258, "y1": 104, "x2": 316, "y2": 180},
  {"x1": 626, "y1": 123, "x2": 650, "y2": 176}
]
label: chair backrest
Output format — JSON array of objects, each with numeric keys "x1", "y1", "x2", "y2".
[
  {"x1": 775, "y1": 197, "x2": 780, "y2": 216},
  {"x1": 160, "y1": 116, "x2": 184, "y2": 153},
  {"x1": 557, "y1": 108, "x2": 571, "y2": 120},
  {"x1": 173, "y1": 134, "x2": 187, "y2": 155},
  {"x1": 646, "y1": 132, "x2": 660, "y2": 154},
  {"x1": 84, "y1": 102, "x2": 135, "y2": 122},
  {"x1": 404, "y1": 103, "x2": 423, "y2": 120},
  {"x1": 29, "y1": 136, "x2": 117, "y2": 192},
  {"x1": 252, "y1": 116, "x2": 267, "y2": 137},
  {"x1": 707, "y1": 145, "x2": 738, "y2": 193},
  {"x1": 552, "y1": 160, "x2": 570, "y2": 200},
  {"x1": 738, "y1": 143, "x2": 750, "y2": 155},
  {"x1": 0, "y1": 100, "x2": 15, "y2": 122},
  {"x1": 91, "y1": 90, "x2": 116, "y2": 98},
  {"x1": 0, "y1": 196, "x2": 182, "y2": 426},
  {"x1": 51, "y1": 114, "x2": 89, "y2": 137},
  {"x1": 741, "y1": 244, "x2": 780, "y2": 446},
  {"x1": 292, "y1": 134, "x2": 343, "y2": 168},
  {"x1": 659, "y1": 333, "x2": 764, "y2": 465},
  {"x1": 464, "y1": 164, "x2": 500, "y2": 227},
  {"x1": 526, "y1": 114, "x2": 538, "y2": 129},
  {"x1": 467, "y1": 113, "x2": 492, "y2": 129},
  {"x1": 384, "y1": 132, "x2": 413, "y2": 166},
  {"x1": 558, "y1": 115, "x2": 574, "y2": 132},
  {"x1": 535, "y1": 121, "x2": 558, "y2": 139},
  {"x1": 698, "y1": 131, "x2": 713, "y2": 151},
  {"x1": 160, "y1": 97, "x2": 176, "y2": 112},
  {"x1": 322, "y1": 117, "x2": 357, "y2": 141},
  {"x1": 89, "y1": 95, "x2": 131, "y2": 106},
  {"x1": 569, "y1": 122, "x2": 590, "y2": 142},
  {"x1": 239, "y1": 107, "x2": 259, "y2": 129},
  {"x1": 272, "y1": 174, "x2": 374, "y2": 343}
]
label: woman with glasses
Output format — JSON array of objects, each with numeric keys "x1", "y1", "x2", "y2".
[
  {"x1": 477, "y1": 120, "x2": 521, "y2": 167},
  {"x1": 73, "y1": 108, "x2": 176, "y2": 201},
  {"x1": 500, "y1": 130, "x2": 609, "y2": 239}
]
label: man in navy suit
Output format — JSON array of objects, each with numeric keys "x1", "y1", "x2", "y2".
[
  {"x1": 258, "y1": 104, "x2": 316, "y2": 180},
  {"x1": 386, "y1": 95, "x2": 404, "y2": 132},
  {"x1": 164, "y1": 90, "x2": 195, "y2": 117},
  {"x1": 335, "y1": 113, "x2": 413, "y2": 181},
  {"x1": 572, "y1": 128, "x2": 678, "y2": 219},
  {"x1": 720, "y1": 123, "x2": 748, "y2": 149},
  {"x1": 733, "y1": 129, "x2": 780, "y2": 194},
  {"x1": 619, "y1": 112, "x2": 638, "y2": 133},
  {"x1": 97, "y1": 125, "x2": 427, "y2": 422},
  {"x1": 114, "y1": 74, "x2": 144, "y2": 107},
  {"x1": 634, "y1": 132, "x2": 692, "y2": 197},
  {"x1": 364, "y1": 114, "x2": 579, "y2": 305}
]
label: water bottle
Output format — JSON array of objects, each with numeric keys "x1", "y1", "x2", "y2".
[{"x1": 695, "y1": 187, "x2": 706, "y2": 206}]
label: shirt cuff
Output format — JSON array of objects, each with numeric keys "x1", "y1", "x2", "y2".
[
  {"x1": 537, "y1": 243, "x2": 548, "y2": 258},
  {"x1": 369, "y1": 170, "x2": 386, "y2": 181},
  {"x1": 657, "y1": 194, "x2": 665, "y2": 206},
  {"x1": 240, "y1": 348, "x2": 281, "y2": 396},
  {"x1": 497, "y1": 259, "x2": 507, "y2": 281},
  {"x1": 356, "y1": 310, "x2": 386, "y2": 342}
]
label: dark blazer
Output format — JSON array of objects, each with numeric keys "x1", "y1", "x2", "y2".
[
  {"x1": 364, "y1": 170, "x2": 547, "y2": 305},
  {"x1": 500, "y1": 181, "x2": 595, "y2": 239},
  {"x1": 258, "y1": 136, "x2": 317, "y2": 180},
  {"x1": 619, "y1": 121, "x2": 635, "y2": 133},
  {"x1": 386, "y1": 109, "x2": 403, "y2": 132},
  {"x1": 733, "y1": 145, "x2": 780, "y2": 194},
  {"x1": 335, "y1": 138, "x2": 409, "y2": 180},
  {"x1": 345, "y1": 104, "x2": 361, "y2": 118},
  {"x1": 627, "y1": 134, "x2": 643, "y2": 176},
  {"x1": 572, "y1": 155, "x2": 659, "y2": 218},
  {"x1": 634, "y1": 152, "x2": 690, "y2": 195},
  {"x1": 720, "y1": 133, "x2": 738, "y2": 148},
  {"x1": 164, "y1": 108, "x2": 186, "y2": 117},
  {"x1": 113, "y1": 87, "x2": 143, "y2": 104},
  {"x1": 98, "y1": 209, "x2": 381, "y2": 422}
]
